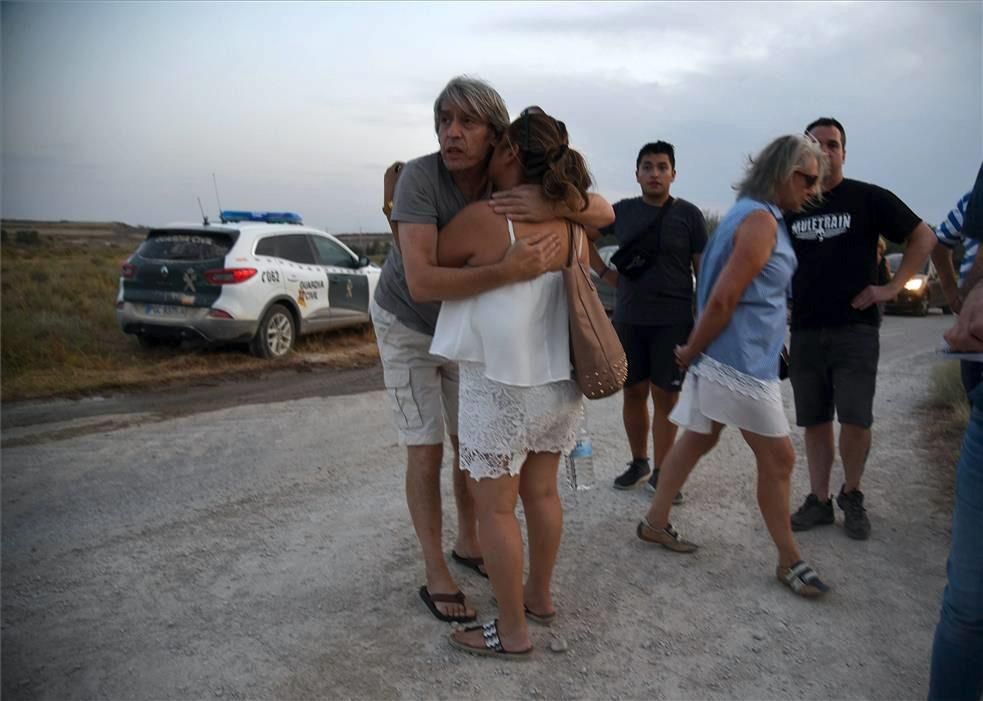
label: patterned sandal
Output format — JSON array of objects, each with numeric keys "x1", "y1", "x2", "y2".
[
  {"x1": 777, "y1": 560, "x2": 830, "y2": 598},
  {"x1": 448, "y1": 619, "x2": 533, "y2": 661}
]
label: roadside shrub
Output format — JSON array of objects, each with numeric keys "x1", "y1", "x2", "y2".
[
  {"x1": 926, "y1": 360, "x2": 970, "y2": 501},
  {"x1": 931, "y1": 361, "x2": 970, "y2": 425},
  {"x1": 703, "y1": 210, "x2": 722, "y2": 238},
  {"x1": 16, "y1": 230, "x2": 40, "y2": 245},
  {"x1": 367, "y1": 240, "x2": 390, "y2": 256}
]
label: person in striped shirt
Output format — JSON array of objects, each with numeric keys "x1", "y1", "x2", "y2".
[
  {"x1": 928, "y1": 161, "x2": 983, "y2": 701},
  {"x1": 931, "y1": 190, "x2": 982, "y2": 401}
]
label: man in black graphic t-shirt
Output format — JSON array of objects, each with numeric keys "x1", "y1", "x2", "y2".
[{"x1": 786, "y1": 117, "x2": 935, "y2": 541}]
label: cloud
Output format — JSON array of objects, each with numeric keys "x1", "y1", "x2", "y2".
[{"x1": 1, "y1": 1, "x2": 979, "y2": 230}]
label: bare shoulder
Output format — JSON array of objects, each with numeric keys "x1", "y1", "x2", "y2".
[
  {"x1": 443, "y1": 201, "x2": 499, "y2": 234},
  {"x1": 438, "y1": 201, "x2": 509, "y2": 266},
  {"x1": 734, "y1": 209, "x2": 778, "y2": 240},
  {"x1": 731, "y1": 209, "x2": 779, "y2": 264},
  {"x1": 739, "y1": 208, "x2": 779, "y2": 230},
  {"x1": 512, "y1": 216, "x2": 568, "y2": 240}
]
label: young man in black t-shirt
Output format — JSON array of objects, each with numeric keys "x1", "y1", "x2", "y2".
[
  {"x1": 588, "y1": 141, "x2": 708, "y2": 497},
  {"x1": 786, "y1": 117, "x2": 936, "y2": 540}
]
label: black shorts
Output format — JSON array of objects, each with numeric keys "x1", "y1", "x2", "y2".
[
  {"x1": 615, "y1": 322, "x2": 691, "y2": 391},
  {"x1": 789, "y1": 324, "x2": 879, "y2": 429}
]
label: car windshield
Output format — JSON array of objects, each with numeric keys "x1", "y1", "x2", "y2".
[{"x1": 138, "y1": 230, "x2": 236, "y2": 261}]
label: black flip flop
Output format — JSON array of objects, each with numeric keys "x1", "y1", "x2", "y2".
[
  {"x1": 451, "y1": 550, "x2": 489, "y2": 579},
  {"x1": 524, "y1": 605, "x2": 556, "y2": 626},
  {"x1": 418, "y1": 586, "x2": 477, "y2": 623}
]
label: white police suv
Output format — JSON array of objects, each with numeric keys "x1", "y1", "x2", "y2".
[{"x1": 116, "y1": 211, "x2": 381, "y2": 358}]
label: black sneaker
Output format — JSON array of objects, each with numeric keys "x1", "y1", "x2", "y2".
[
  {"x1": 613, "y1": 459, "x2": 651, "y2": 490},
  {"x1": 646, "y1": 469, "x2": 684, "y2": 504},
  {"x1": 836, "y1": 486, "x2": 871, "y2": 540},
  {"x1": 790, "y1": 494, "x2": 834, "y2": 531}
]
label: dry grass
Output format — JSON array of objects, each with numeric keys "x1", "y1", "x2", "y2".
[
  {"x1": 1, "y1": 233, "x2": 378, "y2": 401},
  {"x1": 922, "y1": 360, "x2": 971, "y2": 502},
  {"x1": 929, "y1": 360, "x2": 972, "y2": 426}
]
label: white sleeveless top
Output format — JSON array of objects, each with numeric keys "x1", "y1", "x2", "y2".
[{"x1": 429, "y1": 219, "x2": 572, "y2": 387}]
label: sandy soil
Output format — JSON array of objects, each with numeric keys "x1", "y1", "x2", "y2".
[{"x1": 0, "y1": 314, "x2": 959, "y2": 700}]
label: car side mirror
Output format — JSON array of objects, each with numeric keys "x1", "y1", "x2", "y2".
[{"x1": 357, "y1": 256, "x2": 370, "y2": 268}]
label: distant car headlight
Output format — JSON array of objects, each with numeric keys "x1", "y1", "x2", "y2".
[{"x1": 904, "y1": 277, "x2": 925, "y2": 292}]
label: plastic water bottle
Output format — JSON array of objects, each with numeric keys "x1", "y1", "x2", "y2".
[{"x1": 566, "y1": 417, "x2": 595, "y2": 491}]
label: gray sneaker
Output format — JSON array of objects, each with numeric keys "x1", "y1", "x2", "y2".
[
  {"x1": 790, "y1": 494, "x2": 835, "y2": 531},
  {"x1": 646, "y1": 468, "x2": 684, "y2": 505}
]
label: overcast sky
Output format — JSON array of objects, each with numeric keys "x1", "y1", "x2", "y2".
[{"x1": 3, "y1": 1, "x2": 981, "y2": 233}]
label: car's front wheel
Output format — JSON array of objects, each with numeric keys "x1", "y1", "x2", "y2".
[
  {"x1": 917, "y1": 296, "x2": 929, "y2": 316},
  {"x1": 250, "y1": 303, "x2": 295, "y2": 359}
]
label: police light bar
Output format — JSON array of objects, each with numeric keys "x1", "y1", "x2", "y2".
[{"x1": 220, "y1": 210, "x2": 303, "y2": 224}]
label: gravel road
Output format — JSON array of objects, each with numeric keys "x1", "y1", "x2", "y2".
[{"x1": 0, "y1": 313, "x2": 960, "y2": 699}]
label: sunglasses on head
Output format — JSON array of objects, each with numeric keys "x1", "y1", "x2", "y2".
[{"x1": 520, "y1": 105, "x2": 546, "y2": 152}]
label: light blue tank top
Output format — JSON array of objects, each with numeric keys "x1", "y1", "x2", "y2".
[{"x1": 694, "y1": 197, "x2": 796, "y2": 381}]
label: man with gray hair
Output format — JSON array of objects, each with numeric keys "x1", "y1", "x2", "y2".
[{"x1": 373, "y1": 76, "x2": 615, "y2": 622}]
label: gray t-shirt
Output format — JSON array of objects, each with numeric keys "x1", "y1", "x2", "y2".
[
  {"x1": 603, "y1": 196, "x2": 707, "y2": 325},
  {"x1": 374, "y1": 152, "x2": 483, "y2": 336}
]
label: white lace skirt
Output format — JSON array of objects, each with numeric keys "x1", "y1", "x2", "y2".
[
  {"x1": 670, "y1": 354, "x2": 790, "y2": 437},
  {"x1": 458, "y1": 362, "x2": 583, "y2": 481}
]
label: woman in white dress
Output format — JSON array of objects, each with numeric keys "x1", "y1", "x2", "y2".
[{"x1": 430, "y1": 107, "x2": 595, "y2": 659}]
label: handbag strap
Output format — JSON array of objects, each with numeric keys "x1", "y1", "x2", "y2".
[
  {"x1": 565, "y1": 220, "x2": 583, "y2": 268},
  {"x1": 566, "y1": 220, "x2": 575, "y2": 267}
]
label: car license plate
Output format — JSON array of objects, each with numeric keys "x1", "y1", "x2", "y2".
[{"x1": 144, "y1": 303, "x2": 189, "y2": 318}]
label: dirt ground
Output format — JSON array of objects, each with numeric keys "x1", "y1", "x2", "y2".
[{"x1": 0, "y1": 314, "x2": 960, "y2": 700}]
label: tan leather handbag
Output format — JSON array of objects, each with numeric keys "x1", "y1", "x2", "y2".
[{"x1": 563, "y1": 221, "x2": 628, "y2": 399}]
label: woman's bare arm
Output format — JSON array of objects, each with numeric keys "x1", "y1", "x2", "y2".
[
  {"x1": 489, "y1": 186, "x2": 616, "y2": 229},
  {"x1": 402, "y1": 204, "x2": 562, "y2": 303}
]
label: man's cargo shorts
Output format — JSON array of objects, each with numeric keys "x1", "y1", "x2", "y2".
[{"x1": 371, "y1": 298, "x2": 459, "y2": 445}]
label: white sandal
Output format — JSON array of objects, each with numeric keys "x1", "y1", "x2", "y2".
[{"x1": 777, "y1": 560, "x2": 830, "y2": 598}]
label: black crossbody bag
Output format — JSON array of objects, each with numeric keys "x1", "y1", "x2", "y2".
[{"x1": 609, "y1": 197, "x2": 675, "y2": 280}]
